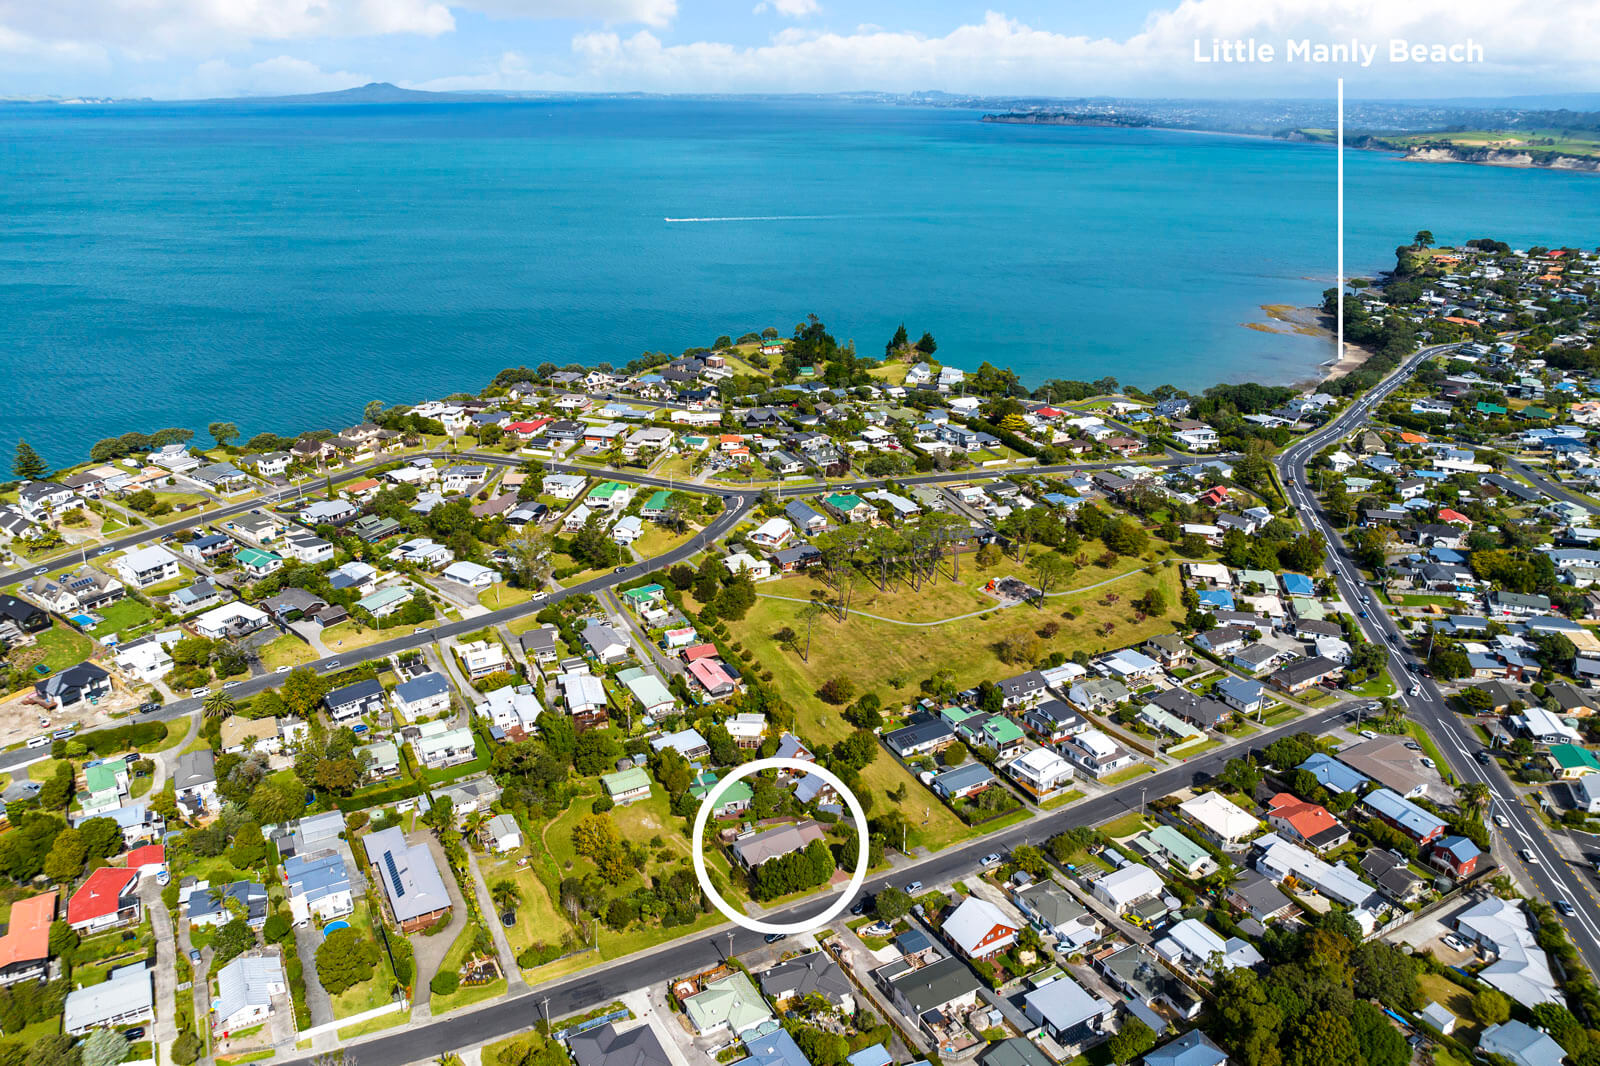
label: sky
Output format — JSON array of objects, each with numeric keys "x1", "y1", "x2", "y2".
[{"x1": 0, "y1": 0, "x2": 1595, "y2": 101}]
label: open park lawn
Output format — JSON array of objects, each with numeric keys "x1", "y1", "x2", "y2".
[
  {"x1": 728, "y1": 563, "x2": 1180, "y2": 737},
  {"x1": 629, "y1": 522, "x2": 698, "y2": 561}
]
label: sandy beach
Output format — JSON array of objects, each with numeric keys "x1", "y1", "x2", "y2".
[{"x1": 1244, "y1": 303, "x2": 1379, "y2": 387}]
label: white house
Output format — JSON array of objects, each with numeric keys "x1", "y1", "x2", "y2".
[
  {"x1": 441, "y1": 561, "x2": 500, "y2": 589},
  {"x1": 113, "y1": 546, "x2": 181, "y2": 589},
  {"x1": 212, "y1": 954, "x2": 287, "y2": 1033},
  {"x1": 724, "y1": 553, "x2": 772, "y2": 580}
]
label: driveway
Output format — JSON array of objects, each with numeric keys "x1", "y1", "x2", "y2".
[
  {"x1": 291, "y1": 922, "x2": 335, "y2": 1031},
  {"x1": 465, "y1": 849, "x2": 525, "y2": 992},
  {"x1": 408, "y1": 831, "x2": 470, "y2": 1021},
  {"x1": 141, "y1": 878, "x2": 179, "y2": 1056}
]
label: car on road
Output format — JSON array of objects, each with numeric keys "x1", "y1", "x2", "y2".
[
  {"x1": 1476, "y1": 751, "x2": 1491, "y2": 765},
  {"x1": 98, "y1": 547, "x2": 113, "y2": 556},
  {"x1": 849, "y1": 900, "x2": 866, "y2": 916},
  {"x1": 223, "y1": 681, "x2": 240, "y2": 688},
  {"x1": 1440, "y1": 933, "x2": 1466, "y2": 952},
  {"x1": 1409, "y1": 685, "x2": 1421, "y2": 696},
  {"x1": 1494, "y1": 814, "x2": 1510, "y2": 828},
  {"x1": 613, "y1": 566, "x2": 629, "y2": 574},
  {"x1": 325, "y1": 660, "x2": 340, "y2": 669},
  {"x1": 275, "y1": 665, "x2": 290, "y2": 673},
  {"x1": 191, "y1": 687, "x2": 211, "y2": 699},
  {"x1": 32, "y1": 567, "x2": 44, "y2": 575},
  {"x1": 1558, "y1": 900, "x2": 1578, "y2": 917},
  {"x1": 1520, "y1": 848, "x2": 1540, "y2": 864},
  {"x1": 1358, "y1": 610, "x2": 1367, "y2": 618},
  {"x1": 981, "y1": 853, "x2": 1001, "y2": 867},
  {"x1": 763, "y1": 933, "x2": 786, "y2": 944}
]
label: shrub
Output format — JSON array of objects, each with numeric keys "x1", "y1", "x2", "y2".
[{"x1": 430, "y1": 970, "x2": 460, "y2": 996}]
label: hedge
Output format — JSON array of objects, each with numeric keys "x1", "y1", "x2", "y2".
[{"x1": 77, "y1": 720, "x2": 170, "y2": 756}]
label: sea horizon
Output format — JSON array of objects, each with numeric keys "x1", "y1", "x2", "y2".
[{"x1": 4, "y1": 96, "x2": 1599, "y2": 466}]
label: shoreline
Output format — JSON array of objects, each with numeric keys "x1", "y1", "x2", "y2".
[{"x1": 1244, "y1": 302, "x2": 1379, "y2": 389}]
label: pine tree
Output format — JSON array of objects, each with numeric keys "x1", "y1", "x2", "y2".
[{"x1": 12, "y1": 439, "x2": 46, "y2": 480}]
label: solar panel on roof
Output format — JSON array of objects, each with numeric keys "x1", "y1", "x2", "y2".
[{"x1": 383, "y1": 853, "x2": 404, "y2": 896}]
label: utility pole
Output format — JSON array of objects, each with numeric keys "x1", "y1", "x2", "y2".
[
  {"x1": 726, "y1": 930, "x2": 735, "y2": 961},
  {"x1": 1140, "y1": 787, "x2": 1147, "y2": 819}
]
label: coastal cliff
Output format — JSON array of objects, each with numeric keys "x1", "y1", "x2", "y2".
[{"x1": 1401, "y1": 145, "x2": 1600, "y2": 170}]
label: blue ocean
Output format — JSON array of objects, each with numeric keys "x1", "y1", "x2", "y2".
[{"x1": 3, "y1": 96, "x2": 1598, "y2": 465}]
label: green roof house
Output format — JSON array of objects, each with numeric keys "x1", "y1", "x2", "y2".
[
  {"x1": 1475, "y1": 401, "x2": 1507, "y2": 416},
  {"x1": 823, "y1": 494, "x2": 872, "y2": 523},
  {"x1": 689, "y1": 772, "x2": 753, "y2": 817},
  {"x1": 1550, "y1": 744, "x2": 1600, "y2": 779},
  {"x1": 641, "y1": 490, "x2": 673, "y2": 517},
  {"x1": 620, "y1": 584, "x2": 666, "y2": 607},
  {"x1": 1136, "y1": 824, "x2": 1211, "y2": 877},
  {"x1": 356, "y1": 586, "x2": 413, "y2": 618},
  {"x1": 601, "y1": 767, "x2": 653, "y2": 805},
  {"x1": 235, "y1": 547, "x2": 283, "y2": 577}
]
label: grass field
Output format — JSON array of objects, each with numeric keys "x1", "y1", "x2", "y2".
[
  {"x1": 15, "y1": 623, "x2": 95, "y2": 674},
  {"x1": 730, "y1": 564, "x2": 1179, "y2": 730},
  {"x1": 1417, "y1": 973, "x2": 1474, "y2": 1038},
  {"x1": 1382, "y1": 129, "x2": 1600, "y2": 159},
  {"x1": 477, "y1": 583, "x2": 537, "y2": 610},
  {"x1": 259, "y1": 634, "x2": 316, "y2": 670},
  {"x1": 321, "y1": 620, "x2": 428, "y2": 654},
  {"x1": 630, "y1": 522, "x2": 697, "y2": 561},
  {"x1": 86, "y1": 597, "x2": 159, "y2": 640}
]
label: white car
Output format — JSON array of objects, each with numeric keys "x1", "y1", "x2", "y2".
[
  {"x1": 1359, "y1": 730, "x2": 1377, "y2": 740},
  {"x1": 1493, "y1": 814, "x2": 1510, "y2": 829},
  {"x1": 1520, "y1": 848, "x2": 1540, "y2": 865},
  {"x1": 191, "y1": 687, "x2": 211, "y2": 699}
]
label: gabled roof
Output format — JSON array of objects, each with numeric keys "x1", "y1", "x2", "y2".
[
  {"x1": 0, "y1": 891, "x2": 55, "y2": 969},
  {"x1": 68, "y1": 867, "x2": 138, "y2": 925}
]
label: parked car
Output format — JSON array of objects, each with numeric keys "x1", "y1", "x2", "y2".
[
  {"x1": 1440, "y1": 934, "x2": 1466, "y2": 952},
  {"x1": 764, "y1": 933, "x2": 786, "y2": 944},
  {"x1": 1520, "y1": 848, "x2": 1540, "y2": 864},
  {"x1": 981, "y1": 853, "x2": 1001, "y2": 867},
  {"x1": 904, "y1": 880, "x2": 922, "y2": 894}
]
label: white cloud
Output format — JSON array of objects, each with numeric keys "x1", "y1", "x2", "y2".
[
  {"x1": 566, "y1": 1, "x2": 1600, "y2": 94},
  {"x1": 453, "y1": 0, "x2": 676, "y2": 28},
  {"x1": 753, "y1": 0, "x2": 820, "y2": 19},
  {"x1": 178, "y1": 55, "x2": 373, "y2": 97},
  {"x1": 0, "y1": 0, "x2": 673, "y2": 69},
  {"x1": 409, "y1": 50, "x2": 583, "y2": 91}
]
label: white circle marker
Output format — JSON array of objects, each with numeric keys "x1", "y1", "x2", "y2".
[{"x1": 690, "y1": 757, "x2": 870, "y2": 937}]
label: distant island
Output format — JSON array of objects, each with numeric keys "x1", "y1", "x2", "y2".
[{"x1": 981, "y1": 111, "x2": 1152, "y2": 128}]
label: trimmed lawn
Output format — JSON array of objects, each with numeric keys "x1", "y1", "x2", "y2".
[
  {"x1": 426, "y1": 922, "x2": 507, "y2": 1015},
  {"x1": 630, "y1": 522, "x2": 697, "y2": 561},
  {"x1": 321, "y1": 620, "x2": 427, "y2": 654},
  {"x1": 1417, "y1": 973, "x2": 1476, "y2": 1039},
  {"x1": 481, "y1": 855, "x2": 571, "y2": 960},
  {"x1": 259, "y1": 634, "x2": 316, "y2": 670},
  {"x1": 477, "y1": 583, "x2": 536, "y2": 610},
  {"x1": 1098, "y1": 812, "x2": 1149, "y2": 839},
  {"x1": 87, "y1": 598, "x2": 159, "y2": 640},
  {"x1": 1261, "y1": 705, "x2": 1301, "y2": 727},
  {"x1": 1101, "y1": 764, "x2": 1154, "y2": 787},
  {"x1": 335, "y1": 1009, "x2": 410, "y2": 1041}
]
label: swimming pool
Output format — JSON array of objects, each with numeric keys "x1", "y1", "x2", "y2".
[{"x1": 322, "y1": 920, "x2": 350, "y2": 937}]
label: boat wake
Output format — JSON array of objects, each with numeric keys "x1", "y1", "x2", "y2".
[{"x1": 663, "y1": 215, "x2": 842, "y2": 223}]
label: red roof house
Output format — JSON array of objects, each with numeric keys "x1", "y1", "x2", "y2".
[
  {"x1": 67, "y1": 867, "x2": 141, "y2": 932},
  {"x1": 1437, "y1": 508, "x2": 1473, "y2": 527},
  {"x1": 126, "y1": 845, "x2": 165, "y2": 872},
  {"x1": 686, "y1": 658, "x2": 736, "y2": 697},
  {"x1": 0, "y1": 891, "x2": 55, "y2": 983},
  {"x1": 681, "y1": 643, "x2": 720, "y2": 663},
  {"x1": 1267, "y1": 793, "x2": 1350, "y2": 852}
]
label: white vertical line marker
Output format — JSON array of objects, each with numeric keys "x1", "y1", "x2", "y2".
[{"x1": 1337, "y1": 76, "x2": 1344, "y2": 365}]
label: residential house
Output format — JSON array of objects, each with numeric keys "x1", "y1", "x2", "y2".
[{"x1": 365, "y1": 826, "x2": 452, "y2": 932}]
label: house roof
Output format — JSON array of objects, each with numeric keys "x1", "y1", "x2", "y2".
[
  {"x1": 214, "y1": 954, "x2": 285, "y2": 1024},
  {"x1": 1480, "y1": 1022, "x2": 1567, "y2": 1066},
  {"x1": 1143, "y1": 1031, "x2": 1229, "y2": 1066},
  {"x1": 757, "y1": 950, "x2": 853, "y2": 1005},
  {"x1": 732, "y1": 822, "x2": 825, "y2": 867},
  {"x1": 364, "y1": 826, "x2": 451, "y2": 923},
  {"x1": 283, "y1": 850, "x2": 351, "y2": 904},
  {"x1": 569, "y1": 1022, "x2": 674, "y2": 1066},
  {"x1": 943, "y1": 896, "x2": 1017, "y2": 955},
  {"x1": 68, "y1": 867, "x2": 138, "y2": 925},
  {"x1": 684, "y1": 972, "x2": 772, "y2": 1035},
  {"x1": 1023, "y1": 975, "x2": 1113, "y2": 1032},
  {"x1": 0, "y1": 891, "x2": 55, "y2": 969}
]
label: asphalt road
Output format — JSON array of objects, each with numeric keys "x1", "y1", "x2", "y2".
[
  {"x1": 1505, "y1": 458, "x2": 1600, "y2": 516},
  {"x1": 1275, "y1": 339, "x2": 1600, "y2": 975},
  {"x1": 276, "y1": 701, "x2": 1347, "y2": 1066}
]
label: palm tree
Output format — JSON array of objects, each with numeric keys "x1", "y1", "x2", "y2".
[
  {"x1": 491, "y1": 879, "x2": 522, "y2": 916},
  {"x1": 202, "y1": 690, "x2": 235, "y2": 719},
  {"x1": 1458, "y1": 781, "x2": 1491, "y2": 815}
]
